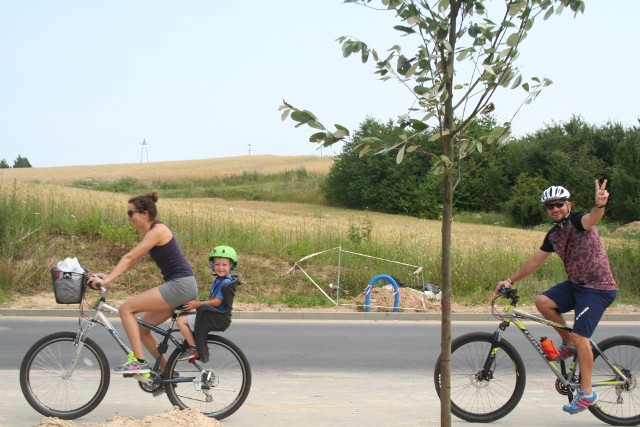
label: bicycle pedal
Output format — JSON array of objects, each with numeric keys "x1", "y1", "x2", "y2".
[
  {"x1": 152, "y1": 387, "x2": 166, "y2": 397},
  {"x1": 134, "y1": 374, "x2": 153, "y2": 384}
]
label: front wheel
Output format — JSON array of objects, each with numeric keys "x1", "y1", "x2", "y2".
[
  {"x1": 588, "y1": 335, "x2": 640, "y2": 426},
  {"x1": 164, "y1": 335, "x2": 251, "y2": 419},
  {"x1": 20, "y1": 331, "x2": 110, "y2": 419},
  {"x1": 434, "y1": 332, "x2": 526, "y2": 422}
]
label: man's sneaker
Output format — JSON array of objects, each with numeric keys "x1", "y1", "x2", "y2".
[
  {"x1": 553, "y1": 342, "x2": 577, "y2": 361},
  {"x1": 177, "y1": 346, "x2": 199, "y2": 361},
  {"x1": 563, "y1": 390, "x2": 598, "y2": 414},
  {"x1": 114, "y1": 358, "x2": 150, "y2": 374}
]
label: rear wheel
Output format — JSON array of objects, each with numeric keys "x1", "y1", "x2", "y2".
[
  {"x1": 588, "y1": 335, "x2": 640, "y2": 426},
  {"x1": 20, "y1": 331, "x2": 110, "y2": 419},
  {"x1": 164, "y1": 335, "x2": 251, "y2": 419},
  {"x1": 434, "y1": 332, "x2": 526, "y2": 422}
]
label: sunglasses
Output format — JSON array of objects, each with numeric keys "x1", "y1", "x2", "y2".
[
  {"x1": 127, "y1": 209, "x2": 143, "y2": 218},
  {"x1": 544, "y1": 201, "x2": 566, "y2": 210}
]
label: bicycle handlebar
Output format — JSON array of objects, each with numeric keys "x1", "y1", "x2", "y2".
[
  {"x1": 494, "y1": 286, "x2": 519, "y2": 305},
  {"x1": 87, "y1": 274, "x2": 104, "y2": 291}
]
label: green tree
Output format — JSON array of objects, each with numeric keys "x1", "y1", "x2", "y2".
[
  {"x1": 611, "y1": 124, "x2": 640, "y2": 223},
  {"x1": 503, "y1": 173, "x2": 549, "y2": 226},
  {"x1": 324, "y1": 117, "x2": 444, "y2": 218},
  {"x1": 0, "y1": 159, "x2": 9, "y2": 169},
  {"x1": 498, "y1": 117, "x2": 632, "y2": 224},
  {"x1": 280, "y1": 1, "x2": 584, "y2": 422},
  {"x1": 13, "y1": 155, "x2": 32, "y2": 168},
  {"x1": 520, "y1": 117, "x2": 611, "y2": 209}
]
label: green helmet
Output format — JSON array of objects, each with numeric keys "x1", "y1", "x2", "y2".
[{"x1": 209, "y1": 245, "x2": 238, "y2": 270}]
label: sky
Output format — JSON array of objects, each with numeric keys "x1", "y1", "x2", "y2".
[{"x1": 1, "y1": 1, "x2": 638, "y2": 168}]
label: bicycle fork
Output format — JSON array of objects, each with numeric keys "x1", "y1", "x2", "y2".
[
  {"x1": 478, "y1": 321, "x2": 511, "y2": 381},
  {"x1": 62, "y1": 320, "x2": 100, "y2": 380}
]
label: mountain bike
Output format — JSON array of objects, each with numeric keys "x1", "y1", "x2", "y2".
[
  {"x1": 434, "y1": 287, "x2": 640, "y2": 426},
  {"x1": 19, "y1": 280, "x2": 251, "y2": 420}
]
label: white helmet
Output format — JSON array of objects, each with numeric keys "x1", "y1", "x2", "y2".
[{"x1": 540, "y1": 186, "x2": 571, "y2": 204}]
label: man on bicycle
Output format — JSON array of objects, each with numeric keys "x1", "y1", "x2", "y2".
[{"x1": 495, "y1": 179, "x2": 617, "y2": 414}]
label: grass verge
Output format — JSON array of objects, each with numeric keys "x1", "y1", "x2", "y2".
[{"x1": 1, "y1": 179, "x2": 638, "y2": 309}]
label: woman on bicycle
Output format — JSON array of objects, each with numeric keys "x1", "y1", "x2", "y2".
[{"x1": 88, "y1": 192, "x2": 197, "y2": 373}]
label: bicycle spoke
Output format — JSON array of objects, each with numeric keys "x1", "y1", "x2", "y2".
[
  {"x1": 20, "y1": 332, "x2": 109, "y2": 419},
  {"x1": 589, "y1": 336, "x2": 640, "y2": 425},
  {"x1": 436, "y1": 332, "x2": 525, "y2": 422},
  {"x1": 164, "y1": 335, "x2": 251, "y2": 419}
]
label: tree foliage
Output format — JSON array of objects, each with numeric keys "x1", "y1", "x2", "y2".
[
  {"x1": 501, "y1": 172, "x2": 548, "y2": 226},
  {"x1": 324, "y1": 114, "x2": 506, "y2": 218},
  {"x1": 326, "y1": 116, "x2": 640, "y2": 225},
  {"x1": 323, "y1": 117, "x2": 444, "y2": 218},
  {"x1": 495, "y1": 117, "x2": 637, "y2": 223},
  {"x1": 13, "y1": 155, "x2": 32, "y2": 168},
  {"x1": 611, "y1": 125, "x2": 640, "y2": 223},
  {"x1": 0, "y1": 159, "x2": 9, "y2": 169}
]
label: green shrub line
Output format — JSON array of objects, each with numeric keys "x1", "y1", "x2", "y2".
[
  {"x1": 69, "y1": 168, "x2": 326, "y2": 204},
  {"x1": 1, "y1": 182, "x2": 639, "y2": 308}
]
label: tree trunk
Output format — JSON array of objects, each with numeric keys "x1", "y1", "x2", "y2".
[
  {"x1": 440, "y1": 158, "x2": 454, "y2": 426},
  {"x1": 440, "y1": 2, "x2": 460, "y2": 425}
]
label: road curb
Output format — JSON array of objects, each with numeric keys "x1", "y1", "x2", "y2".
[{"x1": 1, "y1": 308, "x2": 639, "y2": 322}]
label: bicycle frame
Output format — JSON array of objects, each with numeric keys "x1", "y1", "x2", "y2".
[
  {"x1": 70, "y1": 290, "x2": 201, "y2": 385},
  {"x1": 488, "y1": 301, "x2": 631, "y2": 390}
]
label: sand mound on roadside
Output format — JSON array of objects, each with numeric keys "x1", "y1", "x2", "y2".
[{"x1": 34, "y1": 408, "x2": 220, "y2": 427}]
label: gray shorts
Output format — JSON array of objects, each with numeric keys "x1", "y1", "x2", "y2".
[{"x1": 157, "y1": 276, "x2": 198, "y2": 308}]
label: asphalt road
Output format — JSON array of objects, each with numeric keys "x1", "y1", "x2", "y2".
[
  {"x1": 1, "y1": 317, "x2": 635, "y2": 371},
  {"x1": 1, "y1": 317, "x2": 638, "y2": 426}
]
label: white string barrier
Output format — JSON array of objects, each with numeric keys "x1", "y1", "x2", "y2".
[
  {"x1": 339, "y1": 249, "x2": 421, "y2": 269},
  {"x1": 291, "y1": 247, "x2": 434, "y2": 312},
  {"x1": 292, "y1": 262, "x2": 337, "y2": 306},
  {"x1": 296, "y1": 247, "x2": 341, "y2": 263}
]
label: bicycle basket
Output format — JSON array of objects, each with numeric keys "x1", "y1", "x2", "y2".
[{"x1": 50, "y1": 268, "x2": 87, "y2": 304}]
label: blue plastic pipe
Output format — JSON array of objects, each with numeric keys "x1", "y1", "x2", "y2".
[{"x1": 364, "y1": 274, "x2": 400, "y2": 312}]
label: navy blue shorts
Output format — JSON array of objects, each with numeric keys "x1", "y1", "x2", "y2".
[{"x1": 541, "y1": 281, "x2": 617, "y2": 338}]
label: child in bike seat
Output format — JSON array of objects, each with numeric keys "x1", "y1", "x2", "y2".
[{"x1": 176, "y1": 245, "x2": 237, "y2": 360}]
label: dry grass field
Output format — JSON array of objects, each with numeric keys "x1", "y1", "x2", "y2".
[
  {"x1": 0, "y1": 154, "x2": 545, "y2": 254},
  {"x1": 0, "y1": 176, "x2": 546, "y2": 256},
  {"x1": 0, "y1": 154, "x2": 334, "y2": 184}
]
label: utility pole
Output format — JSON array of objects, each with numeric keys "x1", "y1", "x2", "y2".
[
  {"x1": 140, "y1": 139, "x2": 149, "y2": 163},
  {"x1": 246, "y1": 144, "x2": 251, "y2": 155}
]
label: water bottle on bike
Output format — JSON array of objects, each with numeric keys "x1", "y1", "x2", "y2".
[{"x1": 540, "y1": 336, "x2": 560, "y2": 360}]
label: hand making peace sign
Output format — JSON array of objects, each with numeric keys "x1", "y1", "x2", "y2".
[{"x1": 595, "y1": 179, "x2": 609, "y2": 207}]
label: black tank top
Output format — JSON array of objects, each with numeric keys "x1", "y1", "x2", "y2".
[{"x1": 148, "y1": 221, "x2": 194, "y2": 281}]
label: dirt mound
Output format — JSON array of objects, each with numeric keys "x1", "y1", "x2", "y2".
[
  {"x1": 613, "y1": 221, "x2": 640, "y2": 236},
  {"x1": 357, "y1": 286, "x2": 440, "y2": 312},
  {"x1": 34, "y1": 408, "x2": 220, "y2": 427}
]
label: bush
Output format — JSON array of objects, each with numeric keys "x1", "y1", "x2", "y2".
[{"x1": 503, "y1": 173, "x2": 549, "y2": 227}]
